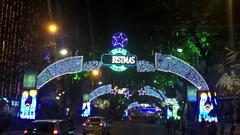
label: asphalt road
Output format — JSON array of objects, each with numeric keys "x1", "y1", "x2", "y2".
[
  {"x1": 109, "y1": 121, "x2": 168, "y2": 135},
  {"x1": 2, "y1": 121, "x2": 173, "y2": 135}
]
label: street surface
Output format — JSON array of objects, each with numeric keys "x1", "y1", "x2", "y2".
[
  {"x1": 109, "y1": 121, "x2": 168, "y2": 135},
  {"x1": 2, "y1": 121, "x2": 182, "y2": 135}
]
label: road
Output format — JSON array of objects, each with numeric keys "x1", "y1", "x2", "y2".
[
  {"x1": 109, "y1": 121, "x2": 168, "y2": 135},
  {"x1": 2, "y1": 121, "x2": 180, "y2": 135}
]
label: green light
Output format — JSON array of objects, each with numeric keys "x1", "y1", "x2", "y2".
[
  {"x1": 109, "y1": 48, "x2": 129, "y2": 72},
  {"x1": 110, "y1": 65, "x2": 128, "y2": 72},
  {"x1": 73, "y1": 73, "x2": 81, "y2": 80},
  {"x1": 110, "y1": 48, "x2": 128, "y2": 55},
  {"x1": 23, "y1": 72, "x2": 37, "y2": 88}
]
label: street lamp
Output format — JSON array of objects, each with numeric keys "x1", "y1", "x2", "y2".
[
  {"x1": 177, "y1": 48, "x2": 183, "y2": 53},
  {"x1": 91, "y1": 70, "x2": 100, "y2": 77},
  {"x1": 56, "y1": 96, "x2": 60, "y2": 100},
  {"x1": 48, "y1": 23, "x2": 58, "y2": 34},
  {"x1": 98, "y1": 81, "x2": 103, "y2": 85},
  {"x1": 59, "y1": 49, "x2": 68, "y2": 56}
]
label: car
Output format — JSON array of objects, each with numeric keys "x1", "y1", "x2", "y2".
[
  {"x1": 23, "y1": 119, "x2": 77, "y2": 135},
  {"x1": 83, "y1": 116, "x2": 110, "y2": 135}
]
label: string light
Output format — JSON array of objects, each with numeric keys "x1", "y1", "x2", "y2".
[
  {"x1": 89, "y1": 85, "x2": 112, "y2": 102},
  {"x1": 137, "y1": 60, "x2": 155, "y2": 72},
  {"x1": 82, "y1": 61, "x2": 102, "y2": 72}
]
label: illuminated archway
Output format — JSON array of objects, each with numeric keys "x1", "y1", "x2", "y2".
[
  {"x1": 36, "y1": 53, "x2": 208, "y2": 91},
  {"x1": 36, "y1": 56, "x2": 83, "y2": 89},
  {"x1": 89, "y1": 84, "x2": 112, "y2": 102},
  {"x1": 155, "y1": 53, "x2": 209, "y2": 90},
  {"x1": 35, "y1": 54, "x2": 212, "y2": 120}
]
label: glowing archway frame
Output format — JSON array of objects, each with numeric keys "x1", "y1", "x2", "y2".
[
  {"x1": 126, "y1": 102, "x2": 139, "y2": 110},
  {"x1": 144, "y1": 86, "x2": 166, "y2": 101},
  {"x1": 36, "y1": 56, "x2": 83, "y2": 89},
  {"x1": 155, "y1": 53, "x2": 209, "y2": 90},
  {"x1": 89, "y1": 84, "x2": 112, "y2": 102},
  {"x1": 82, "y1": 61, "x2": 102, "y2": 72}
]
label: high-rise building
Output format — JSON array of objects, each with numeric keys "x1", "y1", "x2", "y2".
[{"x1": 0, "y1": 0, "x2": 45, "y2": 98}]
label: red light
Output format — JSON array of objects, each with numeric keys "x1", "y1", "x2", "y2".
[
  {"x1": 83, "y1": 123, "x2": 87, "y2": 126},
  {"x1": 53, "y1": 129, "x2": 58, "y2": 134},
  {"x1": 24, "y1": 130, "x2": 28, "y2": 134},
  {"x1": 99, "y1": 123, "x2": 103, "y2": 127}
]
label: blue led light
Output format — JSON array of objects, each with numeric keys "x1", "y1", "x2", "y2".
[
  {"x1": 89, "y1": 84, "x2": 112, "y2": 102},
  {"x1": 198, "y1": 91, "x2": 218, "y2": 122},
  {"x1": 81, "y1": 102, "x2": 91, "y2": 117},
  {"x1": 112, "y1": 32, "x2": 128, "y2": 48},
  {"x1": 144, "y1": 86, "x2": 166, "y2": 101},
  {"x1": 137, "y1": 60, "x2": 155, "y2": 72},
  {"x1": 155, "y1": 53, "x2": 209, "y2": 90},
  {"x1": 82, "y1": 61, "x2": 102, "y2": 72},
  {"x1": 20, "y1": 90, "x2": 37, "y2": 119},
  {"x1": 127, "y1": 102, "x2": 139, "y2": 110},
  {"x1": 36, "y1": 56, "x2": 83, "y2": 89}
]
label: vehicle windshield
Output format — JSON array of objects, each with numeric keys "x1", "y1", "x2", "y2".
[{"x1": 88, "y1": 118, "x2": 102, "y2": 122}]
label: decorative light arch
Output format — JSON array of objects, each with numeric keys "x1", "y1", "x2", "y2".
[
  {"x1": 36, "y1": 53, "x2": 209, "y2": 91},
  {"x1": 89, "y1": 84, "x2": 112, "y2": 102},
  {"x1": 36, "y1": 56, "x2": 83, "y2": 89},
  {"x1": 155, "y1": 53, "x2": 209, "y2": 90},
  {"x1": 143, "y1": 86, "x2": 166, "y2": 100}
]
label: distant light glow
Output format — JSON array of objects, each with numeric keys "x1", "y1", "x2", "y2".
[
  {"x1": 56, "y1": 96, "x2": 60, "y2": 100},
  {"x1": 59, "y1": 49, "x2": 68, "y2": 56},
  {"x1": 82, "y1": 102, "x2": 91, "y2": 117},
  {"x1": 48, "y1": 23, "x2": 58, "y2": 33},
  {"x1": 177, "y1": 48, "x2": 183, "y2": 53},
  {"x1": 91, "y1": 70, "x2": 100, "y2": 76}
]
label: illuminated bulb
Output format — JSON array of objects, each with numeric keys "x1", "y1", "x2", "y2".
[
  {"x1": 29, "y1": 90, "x2": 37, "y2": 97},
  {"x1": 22, "y1": 91, "x2": 29, "y2": 97}
]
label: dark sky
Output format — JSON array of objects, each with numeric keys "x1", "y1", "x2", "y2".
[{"x1": 53, "y1": 0, "x2": 240, "y2": 60}]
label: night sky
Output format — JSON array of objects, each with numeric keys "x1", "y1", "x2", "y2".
[{"x1": 52, "y1": 0, "x2": 240, "y2": 60}]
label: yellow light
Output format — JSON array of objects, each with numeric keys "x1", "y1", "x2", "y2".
[
  {"x1": 29, "y1": 90, "x2": 37, "y2": 97},
  {"x1": 200, "y1": 93, "x2": 207, "y2": 98},
  {"x1": 59, "y1": 49, "x2": 68, "y2": 56},
  {"x1": 91, "y1": 70, "x2": 100, "y2": 76},
  {"x1": 48, "y1": 23, "x2": 58, "y2": 33},
  {"x1": 22, "y1": 91, "x2": 28, "y2": 97}
]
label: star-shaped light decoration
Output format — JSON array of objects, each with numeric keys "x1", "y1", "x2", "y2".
[
  {"x1": 138, "y1": 88, "x2": 145, "y2": 96},
  {"x1": 112, "y1": 32, "x2": 128, "y2": 48},
  {"x1": 110, "y1": 89, "x2": 117, "y2": 95},
  {"x1": 124, "y1": 90, "x2": 132, "y2": 99}
]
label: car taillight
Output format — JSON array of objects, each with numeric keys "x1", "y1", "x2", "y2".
[
  {"x1": 53, "y1": 128, "x2": 58, "y2": 134},
  {"x1": 23, "y1": 129, "x2": 28, "y2": 134},
  {"x1": 83, "y1": 123, "x2": 87, "y2": 126},
  {"x1": 99, "y1": 123, "x2": 103, "y2": 127}
]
